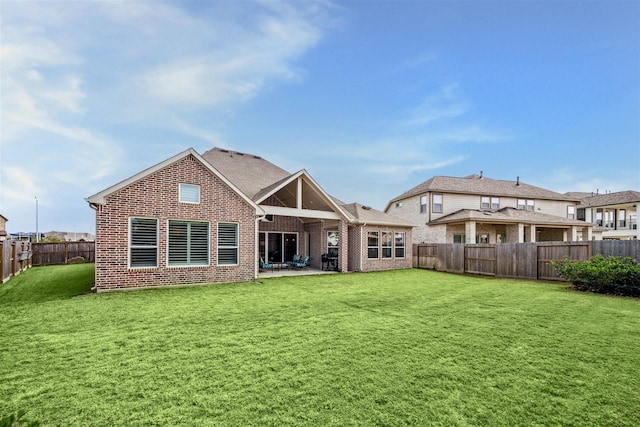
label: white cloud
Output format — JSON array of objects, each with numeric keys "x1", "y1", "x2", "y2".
[
  {"x1": 135, "y1": 1, "x2": 326, "y2": 108},
  {"x1": 0, "y1": 1, "x2": 335, "y2": 231}
]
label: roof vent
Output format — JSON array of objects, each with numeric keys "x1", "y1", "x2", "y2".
[
  {"x1": 362, "y1": 206, "x2": 372, "y2": 210},
  {"x1": 479, "y1": 171, "x2": 483, "y2": 178},
  {"x1": 516, "y1": 176, "x2": 520, "y2": 186}
]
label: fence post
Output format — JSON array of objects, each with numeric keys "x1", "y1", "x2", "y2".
[{"x1": 10, "y1": 242, "x2": 16, "y2": 277}]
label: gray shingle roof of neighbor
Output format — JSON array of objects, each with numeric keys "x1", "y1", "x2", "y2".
[
  {"x1": 388, "y1": 174, "x2": 580, "y2": 204},
  {"x1": 341, "y1": 203, "x2": 417, "y2": 227},
  {"x1": 576, "y1": 190, "x2": 640, "y2": 208},
  {"x1": 201, "y1": 147, "x2": 291, "y2": 200},
  {"x1": 429, "y1": 207, "x2": 591, "y2": 226}
]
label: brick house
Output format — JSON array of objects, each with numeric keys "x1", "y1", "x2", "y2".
[
  {"x1": 86, "y1": 148, "x2": 414, "y2": 292},
  {"x1": 385, "y1": 173, "x2": 596, "y2": 244}
]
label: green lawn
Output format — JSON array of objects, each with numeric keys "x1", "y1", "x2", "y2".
[{"x1": 1, "y1": 265, "x2": 639, "y2": 426}]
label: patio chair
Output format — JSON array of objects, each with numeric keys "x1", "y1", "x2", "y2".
[
  {"x1": 293, "y1": 256, "x2": 310, "y2": 269},
  {"x1": 287, "y1": 254, "x2": 302, "y2": 267},
  {"x1": 259, "y1": 257, "x2": 273, "y2": 272}
]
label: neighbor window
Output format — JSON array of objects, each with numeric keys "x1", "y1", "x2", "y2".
[
  {"x1": 527, "y1": 200, "x2": 535, "y2": 211},
  {"x1": 420, "y1": 196, "x2": 428, "y2": 213},
  {"x1": 327, "y1": 231, "x2": 339, "y2": 257},
  {"x1": 129, "y1": 217, "x2": 158, "y2": 268},
  {"x1": 481, "y1": 196, "x2": 490, "y2": 209},
  {"x1": 480, "y1": 196, "x2": 499, "y2": 209},
  {"x1": 453, "y1": 234, "x2": 466, "y2": 244},
  {"x1": 567, "y1": 206, "x2": 575, "y2": 220},
  {"x1": 432, "y1": 194, "x2": 443, "y2": 213},
  {"x1": 367, "y1": 231, "x2": 379, "y2": 259},
  {"x1": 477, "y1": 234, "x2": 489, "y2": 244},
  {"x1": 619, "y1": 209, "x2": 626, "y2": 228},
  {"x1": 218, "y1": 222, "x2": 239, "y2": 265},
  {"x1": 382, "y1": 232, "x2": 392, "y2": 258},
  {"x1": 179, "y1": 183, "x2": 201, "y2": 204},
  {"x1": 168, "y1": 220, "x2": 209, "y2": 266},
  {"x1": 517, "y1": 199, "x2": 534, "y2": 210},
  {"x1": 395, "y1": 232, "x2": 406, "y2": 258},
  {"x1": 596, "y1": 209, "x2": 603, "y2": 226}
]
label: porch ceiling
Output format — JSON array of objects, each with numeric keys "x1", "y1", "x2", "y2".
[{"x1": 275, "y1": 179, "x2": 334, "y2": 212}]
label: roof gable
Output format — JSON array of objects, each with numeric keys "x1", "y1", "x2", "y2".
[
  {"x1": 257, "y1": 170, "x2": 353, "y2": 221},
  {"x1": 86, "y1": 148, "x2": 263, "y2": 214}
]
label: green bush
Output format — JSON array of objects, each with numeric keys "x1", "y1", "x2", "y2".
[
  {"x1": 0, "y1": 410, "x2": 41, "y2": 427},
  {"x1": 552, "y1": 255, "x2": 640, "y2": 297}
]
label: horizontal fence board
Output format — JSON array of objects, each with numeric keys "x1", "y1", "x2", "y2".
[{"x1": 414, "y1": 240, "x2": 639, "y2": 281}]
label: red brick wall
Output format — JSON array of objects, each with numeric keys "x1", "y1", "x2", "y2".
[
  {"x1": 356, "y1": 225, "x2": 413, "y2": 272},
  {"x1": 94, "y1": 155, "x2": 257, "y2": 292}
]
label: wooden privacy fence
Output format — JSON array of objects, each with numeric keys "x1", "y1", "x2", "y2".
[
  {"x1": 413, "y1": 240, "x2": 640, "y2": 281},
  {"x1": 31, "y1": 241, "x2": 95, "y2": 266},
  {"x1": 0, "y1": 241, "x2": 32, "y2": 283}
]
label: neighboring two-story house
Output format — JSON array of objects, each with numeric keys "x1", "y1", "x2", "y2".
[
  {"x1": 385, "y1": 173, "x2": 596, "y2": 244},
  {"x1": 87, "y1": 148, "x2": 414, "y2": 292},
  {"x1": 569, "y1": 190, "x2": 640, "y2": 240}
]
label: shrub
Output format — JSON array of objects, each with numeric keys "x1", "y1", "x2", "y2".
[
  {"x1": 552, "y1": 255, "x2": 640, "y2": 297},
  {"x1": 0, "y1": 410, "x2": 41, "y2": 427}
]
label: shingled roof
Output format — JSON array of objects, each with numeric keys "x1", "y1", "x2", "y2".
[
  {"x1": 576, "y1": 190, "x2": 640, "y2": 208},
  {"x1": 389, "y1": 174, "x2": 579, "y2": 204},
  {"x1": 429, "y1": 207, "x2": 590, "y2": 226},
  {"x1": 201, "y1": 148, "x2": 292, "y2": 200},
  {"x1": 341, "y1": 203, "x2": 416, "y2": 227}
]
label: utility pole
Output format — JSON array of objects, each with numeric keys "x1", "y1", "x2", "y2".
[{"x1": 35, "y1": 196, "x2": 39, "y2": 243}]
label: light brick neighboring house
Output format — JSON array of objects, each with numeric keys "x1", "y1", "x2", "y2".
[
  {"x1": 0, "y1": 214, "x2": 7, "y2": 240},
  {"x1": 385, "y1": 173, "x2": 597, "y2": 244},
  {"x1": 569, "y1": 190, "x2": 640, "y2": 240},
  {"x1": 86, "y1": 148, "x2": 414, "y2": 292}
]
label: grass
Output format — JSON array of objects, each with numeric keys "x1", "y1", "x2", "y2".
[{"x1": 1, "y1": 265, "x2": 640, "y2": 426}]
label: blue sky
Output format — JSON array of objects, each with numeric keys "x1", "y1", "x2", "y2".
[{"x1": 1, "y1": 0, "x2": 638, "y2": 235}]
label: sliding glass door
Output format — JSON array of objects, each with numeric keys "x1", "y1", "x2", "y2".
[{"x1": 259, "y1": 232, "x2": 298, "y2": 263}]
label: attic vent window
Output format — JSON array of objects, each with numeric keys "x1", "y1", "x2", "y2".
[
  {"x1": 179, "y1": 183, "x2": 201, "y2": 204},
  {"x1": 396, "y1": 202, "x2": 403, "y2": 208}
]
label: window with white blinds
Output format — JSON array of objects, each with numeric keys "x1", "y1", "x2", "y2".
[
  {"x1": 179, "y1": 183, "x2": 201, "y2": 204},
  {"x1": 129, "y1": 217, "x2": 158, "y2": 268},
  {"x1": 168, "y1": 220, "x2": 209, "y2": 266},
  {"x1": 218, "y1": 222, "x2": 239, "y2": 265}
]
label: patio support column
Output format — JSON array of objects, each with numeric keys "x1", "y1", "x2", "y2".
[
  {"x1": 297, "y1": 177, "x2": 302, "y2": 210},
  {"x1": 568, "y1": 226, "x2": 578, "y2": 242},
  {"x1": 527, "y1": 225, "x2": 536, "y2": 243},
  {"x1": 516, "y1": 223, "x2": 525, "y2": 243},
  {"x1": 338, "y1": 219, "x2": 348, "y2": 272},
  {"x1": 465, "y1": 221, "x2": 476, "y2": 244},
  {"x1": 584, "y1": 226, "x2": 593, "y2": 241}
]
